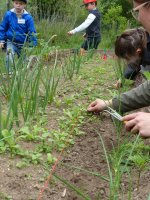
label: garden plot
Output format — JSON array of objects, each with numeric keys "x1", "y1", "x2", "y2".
[{"x1": 0, "y1": 51, "x2": 149, "y2": 200}]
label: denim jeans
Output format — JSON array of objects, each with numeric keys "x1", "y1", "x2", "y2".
[{"x1": 6, "y1": 40, "x2": 23, "y2": 73}]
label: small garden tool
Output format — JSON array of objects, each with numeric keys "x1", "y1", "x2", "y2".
[{"x1": 103, "y1": 106, "x2": 123, "y2": 122}]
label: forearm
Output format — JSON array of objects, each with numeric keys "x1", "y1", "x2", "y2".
[
  {"x1": 112, "y1": 80, "x2": 150, "y2": 113},
  {"x1": 0, "y1": 13, "x2": 9, "y2": 41},
  {"x1": 69, "y1": 13, "x2": 95, "y2": 34},
  {"x1": 0, "y1": 26, "x2": 7, "y2": 42},
  {"x1": 28, "y1": 34, "x2": 37, "y2": 46}
]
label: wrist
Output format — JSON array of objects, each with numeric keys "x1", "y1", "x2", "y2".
[
  {"x1": 104, "y1": 99, "x2": 112, "y2": 108},
  {"x1": 0, "y1": 40, "x2": 5, "y2": 43}
]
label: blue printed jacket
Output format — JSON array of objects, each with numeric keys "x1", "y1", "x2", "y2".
[{"x1": 0, "y1": 9, "x2": 37, "y2": 46}]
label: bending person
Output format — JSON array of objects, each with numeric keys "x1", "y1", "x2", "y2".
[
  {"x1": 88, "y1": 0, "x2": 150, "y2": 138},
  {"x1": 114, "y1": 28, "x2": 150, "y2": 88}
]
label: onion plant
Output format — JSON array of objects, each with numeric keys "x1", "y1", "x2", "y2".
[
  {"x1": 113, "y1": 59, "x2": 126, "y2": 88},
  {"x1": 62, "y1": 52, "x2": 82, "y2": 80},
  {"x1": 97, "y1": 132, "x2": 141, "y2": 200},
  {"x1": 0, "y1": 36, "x2": 83, "y2": 130}
]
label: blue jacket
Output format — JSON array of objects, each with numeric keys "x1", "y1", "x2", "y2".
[{"x1": 0, "y1": 9, "x2": 37, "y2": 46}]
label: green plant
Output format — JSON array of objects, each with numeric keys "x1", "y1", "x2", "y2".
[
  {"x1": 102, "y1": 5, "x2": 128, "y2": 47},
  {"x1": 129, "y1": 154, "x2": 149, "y2": 191},
  {"x1": 0, "y1": 129, "x2": 20, "y2": 155},
  {"x1": 0, "y1": 191, "x2": 12, "y2": 200},
  {"x1": 62, "y1": 52, "x2": 82, "y2": 80}
]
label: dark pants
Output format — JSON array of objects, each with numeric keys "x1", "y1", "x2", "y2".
[{"x1": 81, "y1": 37, "x2": 101, "y2": 50}]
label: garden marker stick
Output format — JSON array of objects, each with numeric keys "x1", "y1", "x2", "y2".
[
  {"x1": 103, "y1": 48, "x2": 107, "y2": 60},
  {"x1": 100, "y1": 48, "x2": 107, "y2": 60}
]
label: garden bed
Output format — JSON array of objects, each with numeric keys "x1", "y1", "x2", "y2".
[{"x1": 0, "y1": 52, "x2": 149, "y2": 200}]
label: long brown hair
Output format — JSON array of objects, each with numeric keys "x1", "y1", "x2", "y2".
[{"x1": 115, "y1": 27, "x2": 147, "y2": 59}]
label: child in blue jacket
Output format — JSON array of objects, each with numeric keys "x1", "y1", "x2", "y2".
[{"x1": 0, "y1": 0, "x2": 37, "y2": 72}]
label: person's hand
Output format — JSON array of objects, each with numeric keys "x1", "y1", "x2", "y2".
[
  {"x1": 122, "y1": 112, "x2": 150, "y2": 137},
  {"x1": 68, "y1": 31, "x2": 73, "y2": 36},
  {"x1": 87, "y1": 99, "x2": 112, "y2": 113},
  {"x1": 113, "y1": 79, "x2": 122, "y2": 89},
  {"x1": 0, "y1": 43, "x2": 4, "y2": 49}
]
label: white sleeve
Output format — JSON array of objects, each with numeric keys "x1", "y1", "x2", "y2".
[{"x1": 69, "y1": 13, "x2": 96, "y2": 34}]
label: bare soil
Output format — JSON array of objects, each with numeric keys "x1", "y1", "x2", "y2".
[{"x1": 0, "y1": 115, "x2": 149, "y2": 200}]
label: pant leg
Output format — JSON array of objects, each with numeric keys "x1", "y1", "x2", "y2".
[
  {"x1": 81, "y1": 39, "x2": 89, "y2": 51},
  {"x1": 6, "y1": 41, "x2": 15, "y2": 72},
  {"x1": 6, "y1": 41, "x2": 22, "y2": 72},
  {"x1": 81, "y1": 37, "x2": 101, "y2": 50},
  {"x1": 93, "y1": 37, "x2": 101, "y2": 49}
]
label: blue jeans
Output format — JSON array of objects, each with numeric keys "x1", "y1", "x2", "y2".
[{"x1": 6, "y1": 40, "x2": 23, "y2": 73}]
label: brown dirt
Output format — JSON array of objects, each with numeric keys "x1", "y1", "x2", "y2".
[{"x1": 0, "y1": 115, "x2": 149, "y2": 200}]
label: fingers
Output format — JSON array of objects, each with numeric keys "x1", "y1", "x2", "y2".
[
  {"x1": 124, "y1": 119, "x2": 135, "y2": 131},
  {"x1": 87, "y1": 101, "x2": 97, "y2": 112},
  {"x1": 68, "y1": 32, "x2": 73, "y2": 36},
  {"x1": 0, "y1": 43, "x2": 4, "y2": 48},
  {"x1": 122, "y1": 113, "x2": 138, "y2": 122},
  {"x1": 89, "y1": 101, "x2": 97, "y2": 107},
  {"x1": 124, "y1": 114, "x2": 140, "y2": 133},
  {"x1": 130, "y1": 125, "x2": 139, "y2": 134},
  {"x1": 124, "y1": 120, "x2": 147, "y2": 137},
  {"x1": 87, "y1": 99, "x2": 107, "y2": 113}
]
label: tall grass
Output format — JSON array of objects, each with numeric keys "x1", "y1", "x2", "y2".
[
  {"x1": 113, "y1": 59, "x2": 126, "y2": 87},
  {"x1": 40, "y1": 49, "x2": 61, "y2": 109},
  {"x1": 36, "y1": 18, "x2": 83, "y2": 49},
  {"x1": 62, "y1": 52, "x2": 82, "y2": 80}
]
